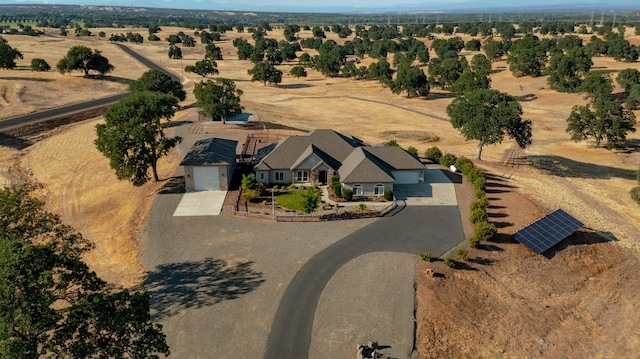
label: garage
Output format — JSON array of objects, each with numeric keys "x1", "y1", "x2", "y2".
[
  {"x1": 180, "y1": 138, "x2": 238, "y2": 192},
  {"x1": 193, "y1": 166, "x2": 220, "y2": 191},
  {"x1": 392, "y1": 170, "x2": 421, "y2": 184}
]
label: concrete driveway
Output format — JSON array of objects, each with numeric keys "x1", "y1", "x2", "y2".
[
  {"x1": 173, "y1": 190, "x2": 227, "y2": 216},
  {"x1": 394, "y1": 168, "x2": 458, "y2": 206}
]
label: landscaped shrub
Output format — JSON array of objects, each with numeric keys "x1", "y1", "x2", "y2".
[
  {"x1": 473, "y1": 176, "x2": 487, "y2": 191},
  {"x1": 333, "y1": 184, "x2": 342, "y2": 198},
  {"x1": 470, "y1": 197, "x2": 489, "y2": 212},
  {"x1": 468, "y1": 236, "x2": 480, "y2": 248},
  {"x1": 474, "y1": 188, "x2": 486, "y2": 199},
  {"x1": 474, "y1": 221, "x2": 497, "y2": 241},
  {"x1": 630, "y1": 187, "x2": 640, "y2": 205},
  {"x1": 301, "y1": 187, "x2": 320, "y2": 213},
  {"x1": 469, "y1": 208, "x2": 488, "y2": 224},
  {"x1": 419, "y1": 251, "x2": 431, "y2": 262},
  {"x1": 466, "y1": 167, "x2": 484, "y2": 183},
  {"x1": 241, "y1": 173, "x2": 255, "y2": 190},
  {"x1": 454, "y1": 156, "x2": 474, "y2": 175},
  {"x1": 407, "y1": 146, "x2": 419, "y2": 157},
  {"x1": 444, "y1": 256, "x2": 455, "y2": 267},
  {"x1": 383, "y1": 189, "x2": 393, "y2": 201},
  {"x1": 241, "y1": 189, "x2": 260, "y2": 202},
  {"x1": 358, "y1": 203, "x2": 368, "y2": 212},
  {"x1": 456, "y1": 246, "x2": 469, "y2": 261},
  {"x1": 424, "y1": 146, "x2": 442, "y2": 163},
  {"x1": 342, "y1": 188, "x2": 353, "y2": 201},
  {"x1": 439, "y1": 153, "x2": 457, "y2": 167}
]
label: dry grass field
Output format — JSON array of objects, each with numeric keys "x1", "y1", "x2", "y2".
[{"x1": 1, "y1": 24, "x2": 640, "y2": 357}]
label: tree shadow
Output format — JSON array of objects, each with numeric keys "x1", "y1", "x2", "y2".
[
  {"x1": 163, "y1": 120, "x2": 193, "y2": 128},
  {"x1": 277, "y1": 83, "x2": 313, "y2": 89},
  {"x1": 100, "y1": 75, "x2": 136, "y2": 85},
  {"x1": 490, "y1": 233, "x2": 519, "y2": 244},
  {"x1": 477, "y1": 243, "x2": 504, "y2": 252},
  {"x1": 0, "y1": 76, "x2": 55, "y2": 82},
  {"x1": 452, "y1": 261, "x2": 478, "y2": 271},
  {"x1": 492, "y1": 221, "x2": 514, "y2": 229},
  {"x1": 469, "y1": 257, "x2": 495, "y2": 266},
  {"x1": 543, "y1": 230, "x2": 618, "y2": 259},
  {"x1": 528, "y1": 155, "x2": 636, "y2": 180},
  {"x1": 158, "y1": 176, "x2": 185, "y2": 194},
  {"x1": 143, "y1": 258, "x2": 265, "y2": 320},
  {"x1": 515, "y1": 93, "x2": 537, "y2": 102},
  {"x1": 0, "y1": 132, "x2": 33, "y2": 150}
]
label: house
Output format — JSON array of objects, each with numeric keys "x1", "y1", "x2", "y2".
[
  {"x1": 180, "y1": 138, "x2": 238, "y2": 191},
  {"x1": 254, "y1": 129, "x2": 425, "y2": 197}
]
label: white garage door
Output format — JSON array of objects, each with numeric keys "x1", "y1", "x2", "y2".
[
  {"x1": 392, "y1": 171, "x2": 420, "y2": 184},
  {"x1": 193, "y1": 166, "x2": 220, "y2": 191}
]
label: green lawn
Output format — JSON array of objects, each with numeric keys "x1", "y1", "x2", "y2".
[{"x1": 276, "y1": 188, "x2": 319, "y2": 212}]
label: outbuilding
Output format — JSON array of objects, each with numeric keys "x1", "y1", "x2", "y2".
[{"x1": 180, "y1": 138, "x2": 238, "y2": 192}]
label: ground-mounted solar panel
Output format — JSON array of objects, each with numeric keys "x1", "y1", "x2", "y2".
[{"x1": 512, "y1": 209, "x2": 584, "y2": 254}]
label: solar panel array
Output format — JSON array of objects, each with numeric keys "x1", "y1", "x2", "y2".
[{"x1": 512, "y1": 209, "x2": 584, "y2": 254}]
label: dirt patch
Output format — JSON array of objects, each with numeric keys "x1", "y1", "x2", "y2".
[
  {"x1": 416, "y1": 170, "x2": 640, "y2": 358},
  {"x1": 380, "y1": 130, "x2": 439, "y2": 143}
]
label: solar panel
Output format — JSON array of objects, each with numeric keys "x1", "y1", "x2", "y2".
[{"x1": 512, "y1": 209, "x2": 584, "y2": 254}]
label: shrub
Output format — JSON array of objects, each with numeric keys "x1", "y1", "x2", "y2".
[
  {"x1": 466, "y1": 167, "x2": 484, "y2": 183},
  {"x1": 342, "y1": 188, "x2": 353, "y2": 201},
  {"x1": 631, "y1": 186, "x2": 640, "y2": 205},
  {"x1": 358, "y1": 203, "x2": 368, "y2": 212},
  {"x1": 419, "y1": 251, "x2": 431, "y2": 262},
  {"x1": 468, "y1": 236, "x2": 480, "y2": 248},
  {"x1": 474, "y1": 189, "x2": 486, "y2": 199},
  {"x1": 241, "y1": 173, "x2": 255, "y2": 190},
  {"x1": 444, "y1": 256, "x2": 455, "y2": 267},
  {"x1": 386, "y1": 140, "x2": 399, "y2": 146},
  {"x1": 470, "y1": 197, "x2": 489, "y2": 212},
  {"x1": 456, "y1": 246, "x2": 469, "y2": 261},
  {"x1": 469, "y1": 208, "x2": 488, "y2": 224},
  {"x1": 407, "y1": 146, "x2": 419, "y2": 157},
  {"x1": 439, "y1": 153, "x2": 457, "y2": 167},
  {"x1": 301, "y1": 187, "x2": 320, "y2": 213},
  {"x1": 454, "y1": 156, "x2": 474, "y2": 175},
  {"x1": 424, "y1": 146, "x2": 442, "y2": 163},
  {"x1": 30, "y1": 58, "x2": 50, "y2": 72},
  {"x1": 474, "y1": 221, "x2": 497, "y2": 241},
  {"x1": 241, "y1": 188, "x2": 260, "y2": 202},
  {"x1": 333, "y1": 184, "x2": 342, "y2": 198},
  {"x1": 383, "y1": 189, "x2": 393, "y2": 201},
  {"x1": 473, "y1": 176, "x2": 487, "y2": 191},
  {"x1": 272, "y1": 185, "x2": 279, "y2": 190}
]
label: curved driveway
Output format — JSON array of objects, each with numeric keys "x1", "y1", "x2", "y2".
[{"x1": 263, "y1": 205, "x2": 464, "y2": 359}]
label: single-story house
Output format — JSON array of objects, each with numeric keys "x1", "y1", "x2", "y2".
[
  {"x1": 254, "y1": 129, "x2": 425, "y2": 197},
  {"x1": 180, "y1": 138, "x2": 238, "y2": 191}
]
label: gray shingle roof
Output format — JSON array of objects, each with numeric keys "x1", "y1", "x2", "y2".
[
  {"x1": 362, "y1": 146, "x2": 425, "y2": 170},
  {"x1": 339, "y1": 147, "x2": 396, "y2": 183},
  {"x1": 180, "y1": 138, "x2": 238, "y2": 166}
]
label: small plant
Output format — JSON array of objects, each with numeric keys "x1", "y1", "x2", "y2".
[
  {"x1": 468, "y1": 236, "x2": 480, "y2": 248},
  {"x1": 470, "y1": 198, "x2": 489, "y2": 212},
  {"x1": 358, "y1": 203, "x2": 368, "y2": 212},
  {"x1": 386, "y1": 140, "x2": 399, "y2": 146},
  {"x1": 456, "y1": 246, "x2": 469, "y2": 261},
  {"x1": 474, "y1": 189, "x2": 486, "y2": 199},
  {"x1": 630, "y1": 187, "x2": 640, "y2": 205},
  {"x1": 474, "y1": 221, "x2": 497, "y2": 241},
  {"x1": 272, "y1": 185, "x2": 279, "y2": 190},
  {"x1": 333, "y1": 184, "x2": 342, "y2": 198},
  {"x1": 439, "y1": 153, "x2": 457, "y2": 167},
  {"x1": 301, "y1": 187, "x2": 320, "y2": 213},
  {"x1": 407, "y1": 146, "x2": 419, "y2": 157},
  {"x1": 473, "y1": 176, "x2": 487, "y2": 191},
  {"x1": 342, "y1": 188, "x2": 353, "y2": 201},
  {"x1": 424, "y1": 146, "x2": 442, "y2": 163},
  {"x1": 454, "y1": 156, "x2": 474, "y2": 175},
  {"x1": 383, "y1": 189, "x2": 393, "y2": 201},
  {"x1": 444, "y1": 256, "x2": 455, "y2": 268},
  {"x1": 419, "y1": 251, "x2": 431, "y2": 262},
  {"x1": 466, "y1": 167, "x2": 485, "y2": 183},
  {"x1": 241, "y1": 173, "x2": 255, "y2": 190},
  {"x1": 241, "y1": 188, "x2": 260, "y2": 202},
  {"x1": 469, "y1": 208, "x2": 489, "y2": 224}
]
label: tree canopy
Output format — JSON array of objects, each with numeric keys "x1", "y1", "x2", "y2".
[
  {"x1": 185, "y1": 59, "x2": 219, "y2": 78},
  {"x1": 56, "y1": 45, "x2": 113, "y2": 77},
  {"x1": 95, "y1": 91, "x2": 182, "y2": 185},
  {"x1": 0, "y1": 42, "x2": 23, "y2": 69},
  {"x1": 566, "y1": 95, "x2": 636, "y2": 148},
  {"x1": 0, "y1": 186, "x2": 169, "y2": 359},
  {"x1": 130, "y1": 69, "x2": 186, "y2": 101},
  {"x1": 391, "y1": 61, "x2": 430, "y2": 98},
  {"x1": 248, "y1": 61, "x2": 282, "y2": 85},
  {"x1": 193, "y1": 78, "x2": 244, "y2": 124},
  {"x1": 545, "y1": 47, "x2": 593, "y2": 92},
  {"x1": 447, "y1": 89, "x2": 532, "y2": 160},
  {"x1": 506, "y1": 34, "x2": 547, "y2": 77}
]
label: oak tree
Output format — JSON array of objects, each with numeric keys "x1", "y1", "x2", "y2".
[
  {"x1": 193, "y1": 78, "x2": 244, "y2": 124},
  {"x1": 130, "y1": 69, "x2": 186, "y2": 101},
  {"x1": 566, "y1": 96, "x2": 636, "y2": 148}
]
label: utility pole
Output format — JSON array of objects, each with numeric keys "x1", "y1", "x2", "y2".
[
  {"x1": 600, "y1": 10, "x2": 604, "y2": 26},
  {"x1": 589, "y1": 10, "x2": 594, "y2": 30},
  {"x1": 612, "y1": 13, "x2": 616, "y2": 31}
]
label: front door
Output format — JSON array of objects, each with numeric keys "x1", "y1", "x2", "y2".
[{"x1": 318, "y1": 170, "x2": 327, "y2": 185}]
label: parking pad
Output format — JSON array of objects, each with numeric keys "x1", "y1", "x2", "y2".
[{"x1": 173, "y1": 190, "x2": 227, "y2": 216}]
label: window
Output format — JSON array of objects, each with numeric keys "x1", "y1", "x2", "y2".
[
  {"x1": 352, "y1": 184, "x2": 363, "y2": 195},
  {"x1": 259, "y1": 173, "x2": 265, "y2": 180},
  {"x1": 374, "y1": 184, "x2": 385, "y2": 196},
  {"x1": 275, "y1": 171, "x2": 284, "y2": 181},
  {"x1": 296, "y1": 170, "x2": 308, "y2": 182}
]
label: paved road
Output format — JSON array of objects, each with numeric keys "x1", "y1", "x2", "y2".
[
  {"x1": 0, "y1": 43, "x2": 177, "y2": 132},
  {"x1": 263, "y1": 205, "x2": 464, "y2": 359}
]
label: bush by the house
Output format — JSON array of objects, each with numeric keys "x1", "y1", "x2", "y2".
[
  {"x1": 407, "y1": 146, "x2": 419, "y2": 157},
  {"x1": 474, "y1": 221, "x2": 497, "y2": 241},
  {"x1": 342, "y1": 188, "x2": 353, "y2": 201},
  {"x1": 383, "y1": 189, "x2": 393, "y2": 201},
  {"x1": 456, "y1": 246, "x2": 469, "y2": 261},
  {"x1": 424, "y1": 146, "x2": 442, "y2": 163},
  {"x1": 468, "y1": 236, "x2": 480, "y2": 248},
  {"x1": 474, "y1": 188, "x2": 486, "y2": 199},
  {"x1": 242, "y1": 188, "x2": 261, "y2": 202},
  {"x1": 439, "y1": 153, "x2": 457, "y2": 167},
  {"x1": 331, "y1": 175, "x2": 342, "y2": 197},
  {"x1": 466, "y1": 167, "x2": 485, "y2": 183},
  {"x1": 469, "y1": 208, "x2": 489, "y2": 224},
  {"x1": 470, "y1": 197, "x2": 489, "y2": 212},
  {"x1": 473, "y1": 176, "x2": 487, "y2": 191},
  {"x1": 419, "y1": 251, "x2": 431, "y2": 262},
  {"x1": 241, "y1": 173, "x2": 255, "y2": 191},
  {"x1": 454, "y1": 156, "x2": 474, "y2": 175},
  {"x1": 301, "y1": 187, "x2": 320, "y2": 213},
  {"x1": 444, "y1": 256, "x2": 456, "y2": 267}
]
